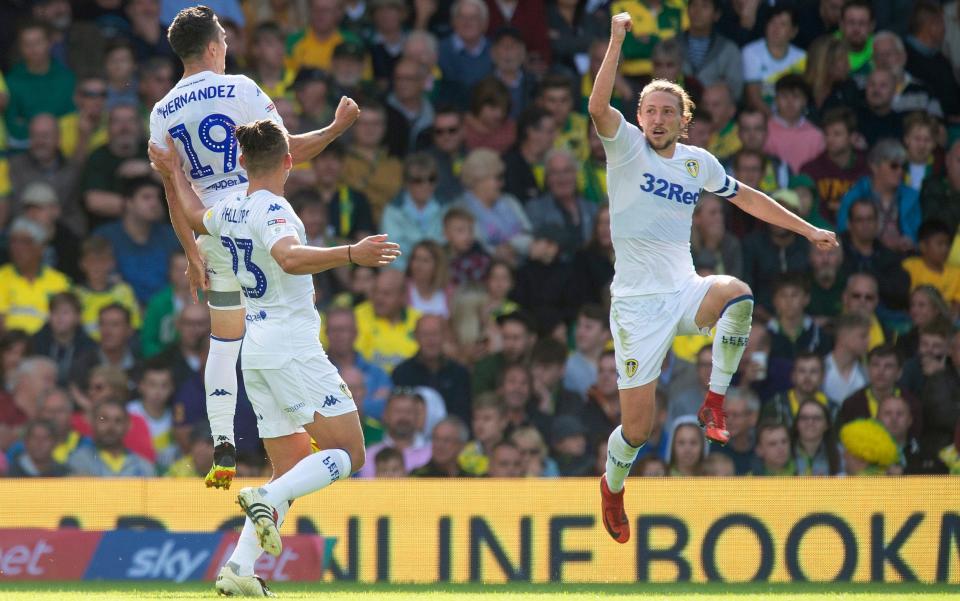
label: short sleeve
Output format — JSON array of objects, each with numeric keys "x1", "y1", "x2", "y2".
[
  {"x1": 202, "y1": 206, "x2": 220, "y2": 237},
  {"x1": 742, "y1": 43, "x2": 762, "y2": 83},
  {"x1": 241, "y1": 77, "x2": 284, "y2": 128},
  {"x1": 597, "y1": 112, "x2": 643, "y2": 169},
  {"x1": 148, "y1": 107, "x2": 164, "y2": 147},
  {"x1": 701, "y1": 151, "x2": 740, "y2": 199},
  {"x1": 253, "y1": 198, "x2": 300, "y2": 251}
]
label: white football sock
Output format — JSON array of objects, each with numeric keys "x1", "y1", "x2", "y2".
[
  {"x1": 228, "y1": 500, "x2": 290, "y2": 576},
  {"x1": 206, "y1": 336, "x2": 242, "y2": 447},
  {"x1": 605, "y1": 426, "x2": 642, "y2": 493},
  {"x1": 709, "y1": 295, "x2": 753, "y2": 395},
  {"x1": 261, "y1": 448, "x2": 352, "y2": 506}
]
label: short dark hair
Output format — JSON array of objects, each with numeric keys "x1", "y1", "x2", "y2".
[
  {"x1": 578, "y1": 303, "x2": 608, "y2": 324},
  {"x1": 772, "y1": 272, "x2": 810, "y2": 297},
  {"x1": 849, "y1": 197, "x2": 878, "y2": 219},
  {"x1": 833, "y1": 312, "x2": 871, "y2": 334},
  {"x1": 530, "y1": 338, "x2": 568, "y2": 367},
  {"x1": 793, "y1": 351, "x2": 824, "y2": 369},
  {"x1": 374, "y1": 446, "x2": 404, "y2": 466},
  {"x1": 17, "y1": 20, "x2": 50, "y2": 41},
  {"x1": 49, "y1": 291, "x2": 81, "y2": 315},
  {"x1": 909, "y1": 0, "x2": 942, "y2": 36},
  {"x1": 918, "y1": 219, "x2": 952, "y2": 243},
  {"x1": 236, "y1": 119, "x2": 289, "y2": 176},
  {"x1": 99, "y1": 302, "x2": 132, "y2": 325},
  {"x1": 821, "y1": 106, "x2": 857, "y2": 133},
  {"x1": 775, "y1": 73, "x2": 811, "y2": 101},
  {"x1": 757, "y1": 420, "x2": 790, "y2": 444},
  {"x1": 841, "y1": 0, "x2": 873, "y2": 20},
  {"x1": 121, "y1": 176, "x2": 162, "y2": 200},
  {"x1": 496, "y1": 310, "x2": 534, "y2": 333},
  {"x1": 516, "y1": 106, "x2": 553, "y2": 145},
  {"x1": 289, "y1": 188, "x2": 324, "y2": 212},
  {"x1": 168, "y1": 5, "x2": 220, "y2": 62},
  {"x1": 538, "y1": 73, "x2": 575, "y2": 98},
  {"x1": 253, "y1": 21, "x2": 284, "y2": 45},
  {"x1": 443, "y1": 206, "x2": 474, "y2": 226},
  {"x1": 766, "y1": 5, "x2": 798, "y2": 28},
  {"x1": 867, "y1": 343, "x2": 902, "y2": 367},
  {"x1": 141, "y1": 358, "x2": 174, "y2": 380}
]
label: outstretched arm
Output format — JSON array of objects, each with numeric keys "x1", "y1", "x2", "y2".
[
  {"x1": 588, "y1": 12, "x2": 632, "y2": 138},
  {"x1": 271, "y1": 234, "x2": 401, "y2": 275},
  {"x1": 287, "y1": 96, "x2": 360, "y2": 164},
  {"x1": 729, "y1": 183, "x2": 838, "y2": 249}
]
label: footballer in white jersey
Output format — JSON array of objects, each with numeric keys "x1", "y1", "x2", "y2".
[
  {"x1": 154, "y1": 5, "x2": 359, "y2": 495},
  {"x1": 149, "y1": 70, "x2": 283, "y2": 299},
  {"x1": 150, "y1": 118, "x2": 399, "y2": 594},
  {"x1": 590, "y1": 12, "x2": 837, "y2": 546}
]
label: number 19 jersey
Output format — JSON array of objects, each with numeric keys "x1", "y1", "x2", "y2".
[
  {"x1": 203, "y1": 190, "x2": 321, "y2": 367},
  {"x1": 599, "y1": 113, "x2": 740, "y2": 296},
  {"x1": 149, "y1": 71, "x2": 283, "y2": 207}
]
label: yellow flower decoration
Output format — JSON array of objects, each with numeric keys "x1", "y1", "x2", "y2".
[{"x1": 840, "y1": 419, "x2": 899, "y2": 467}]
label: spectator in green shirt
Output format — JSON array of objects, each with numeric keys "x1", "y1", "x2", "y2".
[{"x1": 4, "y1": 20, "x2": 76, "y2": 149}]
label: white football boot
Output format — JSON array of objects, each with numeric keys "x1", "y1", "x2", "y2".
[
  {"x1": 236, "y1": 487, "x2": 282, "y2": 557},
  {"x1": 215, "y1": 563, "x2": 275, "y2": 597}
]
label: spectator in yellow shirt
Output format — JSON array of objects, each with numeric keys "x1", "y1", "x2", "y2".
[
  {"x1": 73, "y1": 236, "x2": 142, "y2": 341},
  {"x1": 0, "y1": 217, "x2": 70, "y2": 334},
  {"x1": 285, "y1": 0, "x2": 364, "y2": 73},
  {"x1": 354, "y1": 269, "x2": 421, "y2": 374},
  {"x1": 902, "y1": 220, "x2": 960, "y2": 314}
]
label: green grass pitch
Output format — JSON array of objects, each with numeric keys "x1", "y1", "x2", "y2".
[{"x1": 0, "y1": 582, "x2": 957, "y2": 600}]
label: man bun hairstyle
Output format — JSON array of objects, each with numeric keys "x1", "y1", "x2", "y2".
[
  {"x1": 168, "y1": 5, "x2": 219, "y2": 62},
  {"x1": 235, "y1": 119, "x2": 289, "y2": 177}
]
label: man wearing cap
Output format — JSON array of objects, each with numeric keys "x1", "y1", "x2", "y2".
[
  {"x1": 369, "y1": 0, "x2": 408, "y2": 86},
  {"x1": 329, "y1": 40, "x2": 378, "y2": 102},
  {"x1": 0, "y1": 216, "x2": 70, "y2": 335},
  {"x1": 741, "y1": 189, "x2": 811, "y2": 314},
  {"x1": 17, "y1": 181, "x2": 82, "y2": 281}
]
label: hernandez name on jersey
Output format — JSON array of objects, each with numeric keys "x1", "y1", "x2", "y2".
[{"x1": 149, "y1": 71, "x2": 283, "y2": 206}]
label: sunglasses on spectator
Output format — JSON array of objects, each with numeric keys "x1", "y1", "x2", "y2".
[
  {"x1": 849, "y1": 292, "x2": 877, "y2": 301},
  {"x1": 887, "y1": 161, "x2": 905, "y2": 170},
  {"x1": 434, "y1": 126, "x2": 459, "y2": 135},
  {"x1": 408, "y1": 174, "x2": 438, "y2": 184}
]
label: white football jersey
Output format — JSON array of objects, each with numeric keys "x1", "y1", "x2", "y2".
[
  {"x1": 203, "y1": 190, "x2": 323, "y2": 368},
  {"x1": 149, "y1": 71, "x2": 283, "y2": 207},
  {"x1": 599, "y1": 113, "x2": 739, "y2": 296}
]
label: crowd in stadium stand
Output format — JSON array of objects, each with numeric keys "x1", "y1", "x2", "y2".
[{"x1": 0, "y1": 0, "x2": 959, "y2": 480}]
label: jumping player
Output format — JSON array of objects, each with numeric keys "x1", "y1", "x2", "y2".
[
  {"x1": 588, "y1": 12, "x2": 838, "y2": 544},
  {"x1": 151, "y1": 6, "x2": 360, "y2": 490},
  {"x1": 150, "y1": 120, "x2": 400, "y2": 596}
]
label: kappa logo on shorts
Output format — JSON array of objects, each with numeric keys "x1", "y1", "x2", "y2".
[
  {"x1": 322, "y1": 395, "x2": 341, "y2": 408},
  {"x1": 624, "y1": 359, "x2": 639, "y2": 379},
  {"x1": 268, "y1": 204, "x2": 283, "y2": 212},
  {"x1": 685, "y1": 159, "x2": 700, "y2": 178}
]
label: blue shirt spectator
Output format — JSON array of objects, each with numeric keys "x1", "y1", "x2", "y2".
[{"x1": 93, "y1": 177, "x2": 180, "y2": 303}]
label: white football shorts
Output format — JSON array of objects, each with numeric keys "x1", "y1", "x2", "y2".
[
  {"x1": 242, "y1": 354, "x2": 358, "y2": 439},
  {"x1": 610, "y1": 274, "x2": 717, "y2": 389}
]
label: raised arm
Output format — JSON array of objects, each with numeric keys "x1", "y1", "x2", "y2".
[
  {"x1": 270, "y1": 234, "x2": 401, "y2": 275},
  {"x1": 588, "y1": 13, "x2": 632, "y2": 138},
  {"x1": 729, "y1": 183, "x2": 838, "y2": 249},
  {"x1": 287, "y1": 96, "x2": 360, "y2": 164}
]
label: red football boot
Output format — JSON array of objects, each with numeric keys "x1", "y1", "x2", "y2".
[
  {"x1": 697, "y1": 391, "x2": 730, "y2": 445},
  {"x1": 600, "y1": 474, "x2": 630, "y2": 544}
]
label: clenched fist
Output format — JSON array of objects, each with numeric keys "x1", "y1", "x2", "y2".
[
  {"x1": 334, "y1": 96, "x2": 361, "y2": 129},
  {"x1": 611, "y1": 12, "x2": 633, "y2": 41}
]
